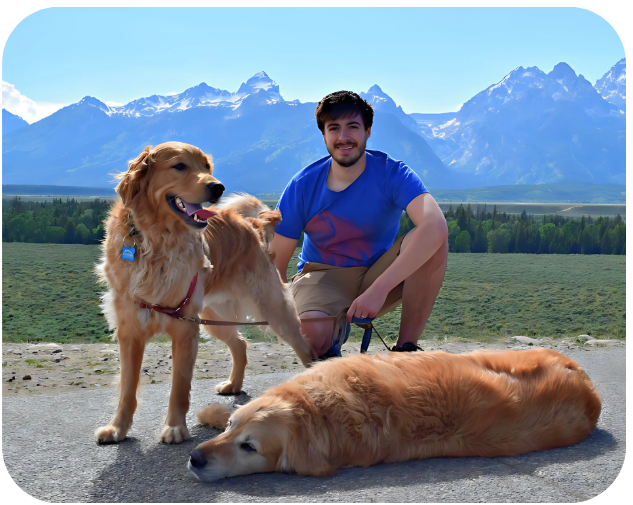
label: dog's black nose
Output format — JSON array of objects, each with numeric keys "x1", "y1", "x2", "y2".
[
  {"x1": 207, "y1": 182, "x2": 224, "y2": 203},
  {"x1": 189, "y1": 449, "x2": 208, "y2": 469}
]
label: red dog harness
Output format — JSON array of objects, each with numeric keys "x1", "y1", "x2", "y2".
[{"x1": 139, "y1": 273, "x2": 198, "y2": 317}]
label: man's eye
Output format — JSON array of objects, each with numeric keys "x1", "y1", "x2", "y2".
[
  {"x1": 173, "y1": 163, "x2": 187, "y2": 171},
  {"x1": 240, "y1": 442, "x2": 257, "y2": 452}
]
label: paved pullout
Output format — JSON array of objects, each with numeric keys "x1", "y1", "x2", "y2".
[{"x1": 2, "y1": 347, "x2": 626, "y2": 502}]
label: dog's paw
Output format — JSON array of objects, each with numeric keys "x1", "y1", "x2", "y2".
[
  {"x1": 160, "y1": 425, "x2": 191, "y2": 444},
  {"x1": 95, "y1": 425, "x2": 126, "y2": 444},
  {"x1": 215, "y1": 380, "x2": 242, "y2": 395}
]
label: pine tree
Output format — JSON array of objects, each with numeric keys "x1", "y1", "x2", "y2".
[
  {"x1": 64, "y1": 221, "x2": 76, "y2": 244},
  {"x1": 472, "y1": 222, "x2": 487, "y2": 253},
  {"x1": 455, "y1": 230, "x2": 472, "y2": 253}
]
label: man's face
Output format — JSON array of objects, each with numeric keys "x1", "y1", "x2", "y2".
[{"x1": 322, "y1": 113, "x2": 371, "y2": 168}]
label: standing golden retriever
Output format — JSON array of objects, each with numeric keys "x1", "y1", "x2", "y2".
[
  {"x1": 95, "y1": 142, "x2": 315, "y2": 445},
  {"x1": 189, "y1": 348, "x2": 601, "y2": 481}
]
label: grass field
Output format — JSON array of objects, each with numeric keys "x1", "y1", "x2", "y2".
[{"x1": 2, "y1": 243, "x2": 625, "y2": 345}]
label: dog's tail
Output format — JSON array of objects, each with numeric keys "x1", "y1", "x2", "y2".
[
  {"x1": 215, "y1": 192, "x2": 270, "y2": 218},
  {"x1": 217, "y1": 193, "x2": 282, "y2": 247}
]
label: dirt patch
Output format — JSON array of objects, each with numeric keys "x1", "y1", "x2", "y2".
[{"x1": 2, "y1": 335, "x2": 624, "y2": 397}]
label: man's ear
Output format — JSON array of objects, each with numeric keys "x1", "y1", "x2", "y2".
[
  {"x1": 366, "y1": 126, "x2": 371, "y2": 138},
  {"x1": 115, "y1": 146, "x2": 152, "y2": 206}
]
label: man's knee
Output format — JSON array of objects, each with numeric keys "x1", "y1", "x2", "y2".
[
  {"x1": 434, "y1": 240, "x2": 449, "y2": 266},
  {"x1": 300, "y1": 312, "x2": 335, "y2": 357}
]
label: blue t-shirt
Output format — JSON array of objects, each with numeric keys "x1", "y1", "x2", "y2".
[{"x1": 275, "y1": 150, "x2": 428, "y2": 272}]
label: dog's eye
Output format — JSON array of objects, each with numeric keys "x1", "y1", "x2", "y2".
[
  {"x1": 173, "y1": 163, "x2": 187, "y2": 171},
  {"x1": 240, "y1": 442, "x2": 257, "y2": 453}
]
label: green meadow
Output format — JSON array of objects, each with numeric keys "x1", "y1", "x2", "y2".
[{"x1": 2, "y1": 243, "x2": 625, "y2": 345}]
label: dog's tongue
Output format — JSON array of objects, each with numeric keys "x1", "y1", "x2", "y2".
[{"x1": 182, "y1": 200, "x2": 215, "y2": 220}]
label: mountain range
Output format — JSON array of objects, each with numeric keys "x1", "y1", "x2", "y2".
[
  {"x1": 409, "y1": 60, "x2": 625, "y2": 187},
  {"x1": 2, "y1": 60, "x2": 626, "y2": 193}
]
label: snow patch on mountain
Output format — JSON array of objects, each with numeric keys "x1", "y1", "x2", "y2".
[
  {"x1": 107, "y1": 72, "x2": 284, "y2": 118},
  {"x1": 595, "y1": 58, "x2": 626, "y2": 111},
  {"x1": 78, "y1": 96, "x2": 113, "y2": 115}
]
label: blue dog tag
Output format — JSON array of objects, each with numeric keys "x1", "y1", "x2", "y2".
[{"x1": 121, "y1": 246, "x2": 136, "y2": 262}]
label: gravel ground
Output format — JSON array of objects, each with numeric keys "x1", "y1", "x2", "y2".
[
  {"x1": 3, "y1": 335, "x2": 620, "y2": 398},
  {"x1": 1, "y1": 342, "x2": 627, "y2": 503}
]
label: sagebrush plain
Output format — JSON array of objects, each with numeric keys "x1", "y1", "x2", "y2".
[{"x1": 2, "y1": 243, "x2": 625, "y2": 345}]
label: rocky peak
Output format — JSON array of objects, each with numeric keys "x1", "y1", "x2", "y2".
[
  {"x1": 595, "y1": 58, "x2": 626, "y2": 111},
  {"x1": 77, "y1": 96, "x2": 111, "y2": 114},
  {"x1": 549, "y1": 62, "x2": 577, "y2": 81},
  {"x1": 237, "y1": 71, "x2": 280, "y2": 95}
]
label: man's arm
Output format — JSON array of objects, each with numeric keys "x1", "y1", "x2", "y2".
[
  {"x1": 347, "y1": 192, "x2": 448, "y2": 321},
  {"x1": 270, "y1": 233, "x2": 299, "y2": 283}
]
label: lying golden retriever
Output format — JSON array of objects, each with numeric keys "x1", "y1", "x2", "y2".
[
  {"x1": 95, "y1": 142, "x2": 315, "y2": 445},
  {"x1": 189, "y1": 348, "x2": 601, "y2": 481}
]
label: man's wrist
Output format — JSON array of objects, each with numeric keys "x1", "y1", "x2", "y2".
[{"x1": 367, "y1": 274, "x2": 396, "y2": 298}]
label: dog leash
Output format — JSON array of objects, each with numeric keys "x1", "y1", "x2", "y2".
[
  {"x1": 138, "y1": 275, "x2": 391, "y2": 351},
  {"x1": 139, "y1": 273, "x2": 337, "y2": 327}
]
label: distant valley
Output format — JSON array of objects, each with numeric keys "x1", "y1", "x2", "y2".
[{"x1": 3, "y1": 181, "x2": 625, "y2": 206}]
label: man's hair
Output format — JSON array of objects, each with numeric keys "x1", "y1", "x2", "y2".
[{"x1": 315, "y1": 91, "x2": 374, "y2": 133}]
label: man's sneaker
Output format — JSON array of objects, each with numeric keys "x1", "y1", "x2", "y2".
[
  {"x1": 318, "y1": 321, "x2": 351, "y2": 361},
  {"x1": 391, "y1": 342, "x2": 424, "y2": 352}
]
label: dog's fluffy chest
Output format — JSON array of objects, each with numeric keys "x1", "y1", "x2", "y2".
[{"x1": 102, "y1": 234, "x2": 211, "y2": 307}]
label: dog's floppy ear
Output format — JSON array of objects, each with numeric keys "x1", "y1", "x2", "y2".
[
  {"x1": 116, "y1": 146, "x2": 152, "y2": 206},
  {"x1": 204, "y1": 153, "x2": 214, "y2": 173},
  {"x1": 283, "y1": 415, "x2": 337, "y2": 477}
]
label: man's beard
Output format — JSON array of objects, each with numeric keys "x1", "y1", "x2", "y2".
[{"x1": 328, "y1": 139, "x2": 367, "y2": 167}]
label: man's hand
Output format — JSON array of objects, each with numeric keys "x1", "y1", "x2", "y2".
[{"x1": 346, "y1": 285, "x2": 388, "y2": 323}]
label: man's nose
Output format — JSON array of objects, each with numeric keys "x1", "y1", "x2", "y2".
[
  {"x1": 206, "y1": 182, "x2": 224, "y2": 203},
  {"x1": 337, "y1": 128, "x2": 351, "y2": 142}
]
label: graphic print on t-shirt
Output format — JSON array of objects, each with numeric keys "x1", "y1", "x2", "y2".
[
  {"x1": 304, "y1": 210, "x2": 377, "y2": 267},
  {"x1": 275, "y1": 150, "x2": 429, "y2": 272}
]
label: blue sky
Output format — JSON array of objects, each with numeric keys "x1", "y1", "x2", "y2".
[{"x1": 2, "y1": 7, "x2": 625, "y2": 121}]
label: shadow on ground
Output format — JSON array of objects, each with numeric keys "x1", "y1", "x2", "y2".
[{"x1": 89, "y1": 427, "x2": 617, "y2": 502}]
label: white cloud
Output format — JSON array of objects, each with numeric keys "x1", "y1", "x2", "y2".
[
  {"x1": 105, "y1": 101, "x2": 123, "y2": 107},
  {"x1": 2, "y1": 81, "x2": 67, "y2": 124}
]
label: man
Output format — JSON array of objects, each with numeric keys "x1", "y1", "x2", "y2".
[{"x1": 270, "y1": 91, "x2": 448, "y2": 359}]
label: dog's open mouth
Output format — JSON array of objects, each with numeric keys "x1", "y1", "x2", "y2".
[{"x1": 167, "y1": 195, "x2": 215, "y2": 229}]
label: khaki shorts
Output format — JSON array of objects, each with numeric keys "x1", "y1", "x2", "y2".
[{"x1": 290, "y1": 234, "x2": 406, "y2": 318}]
